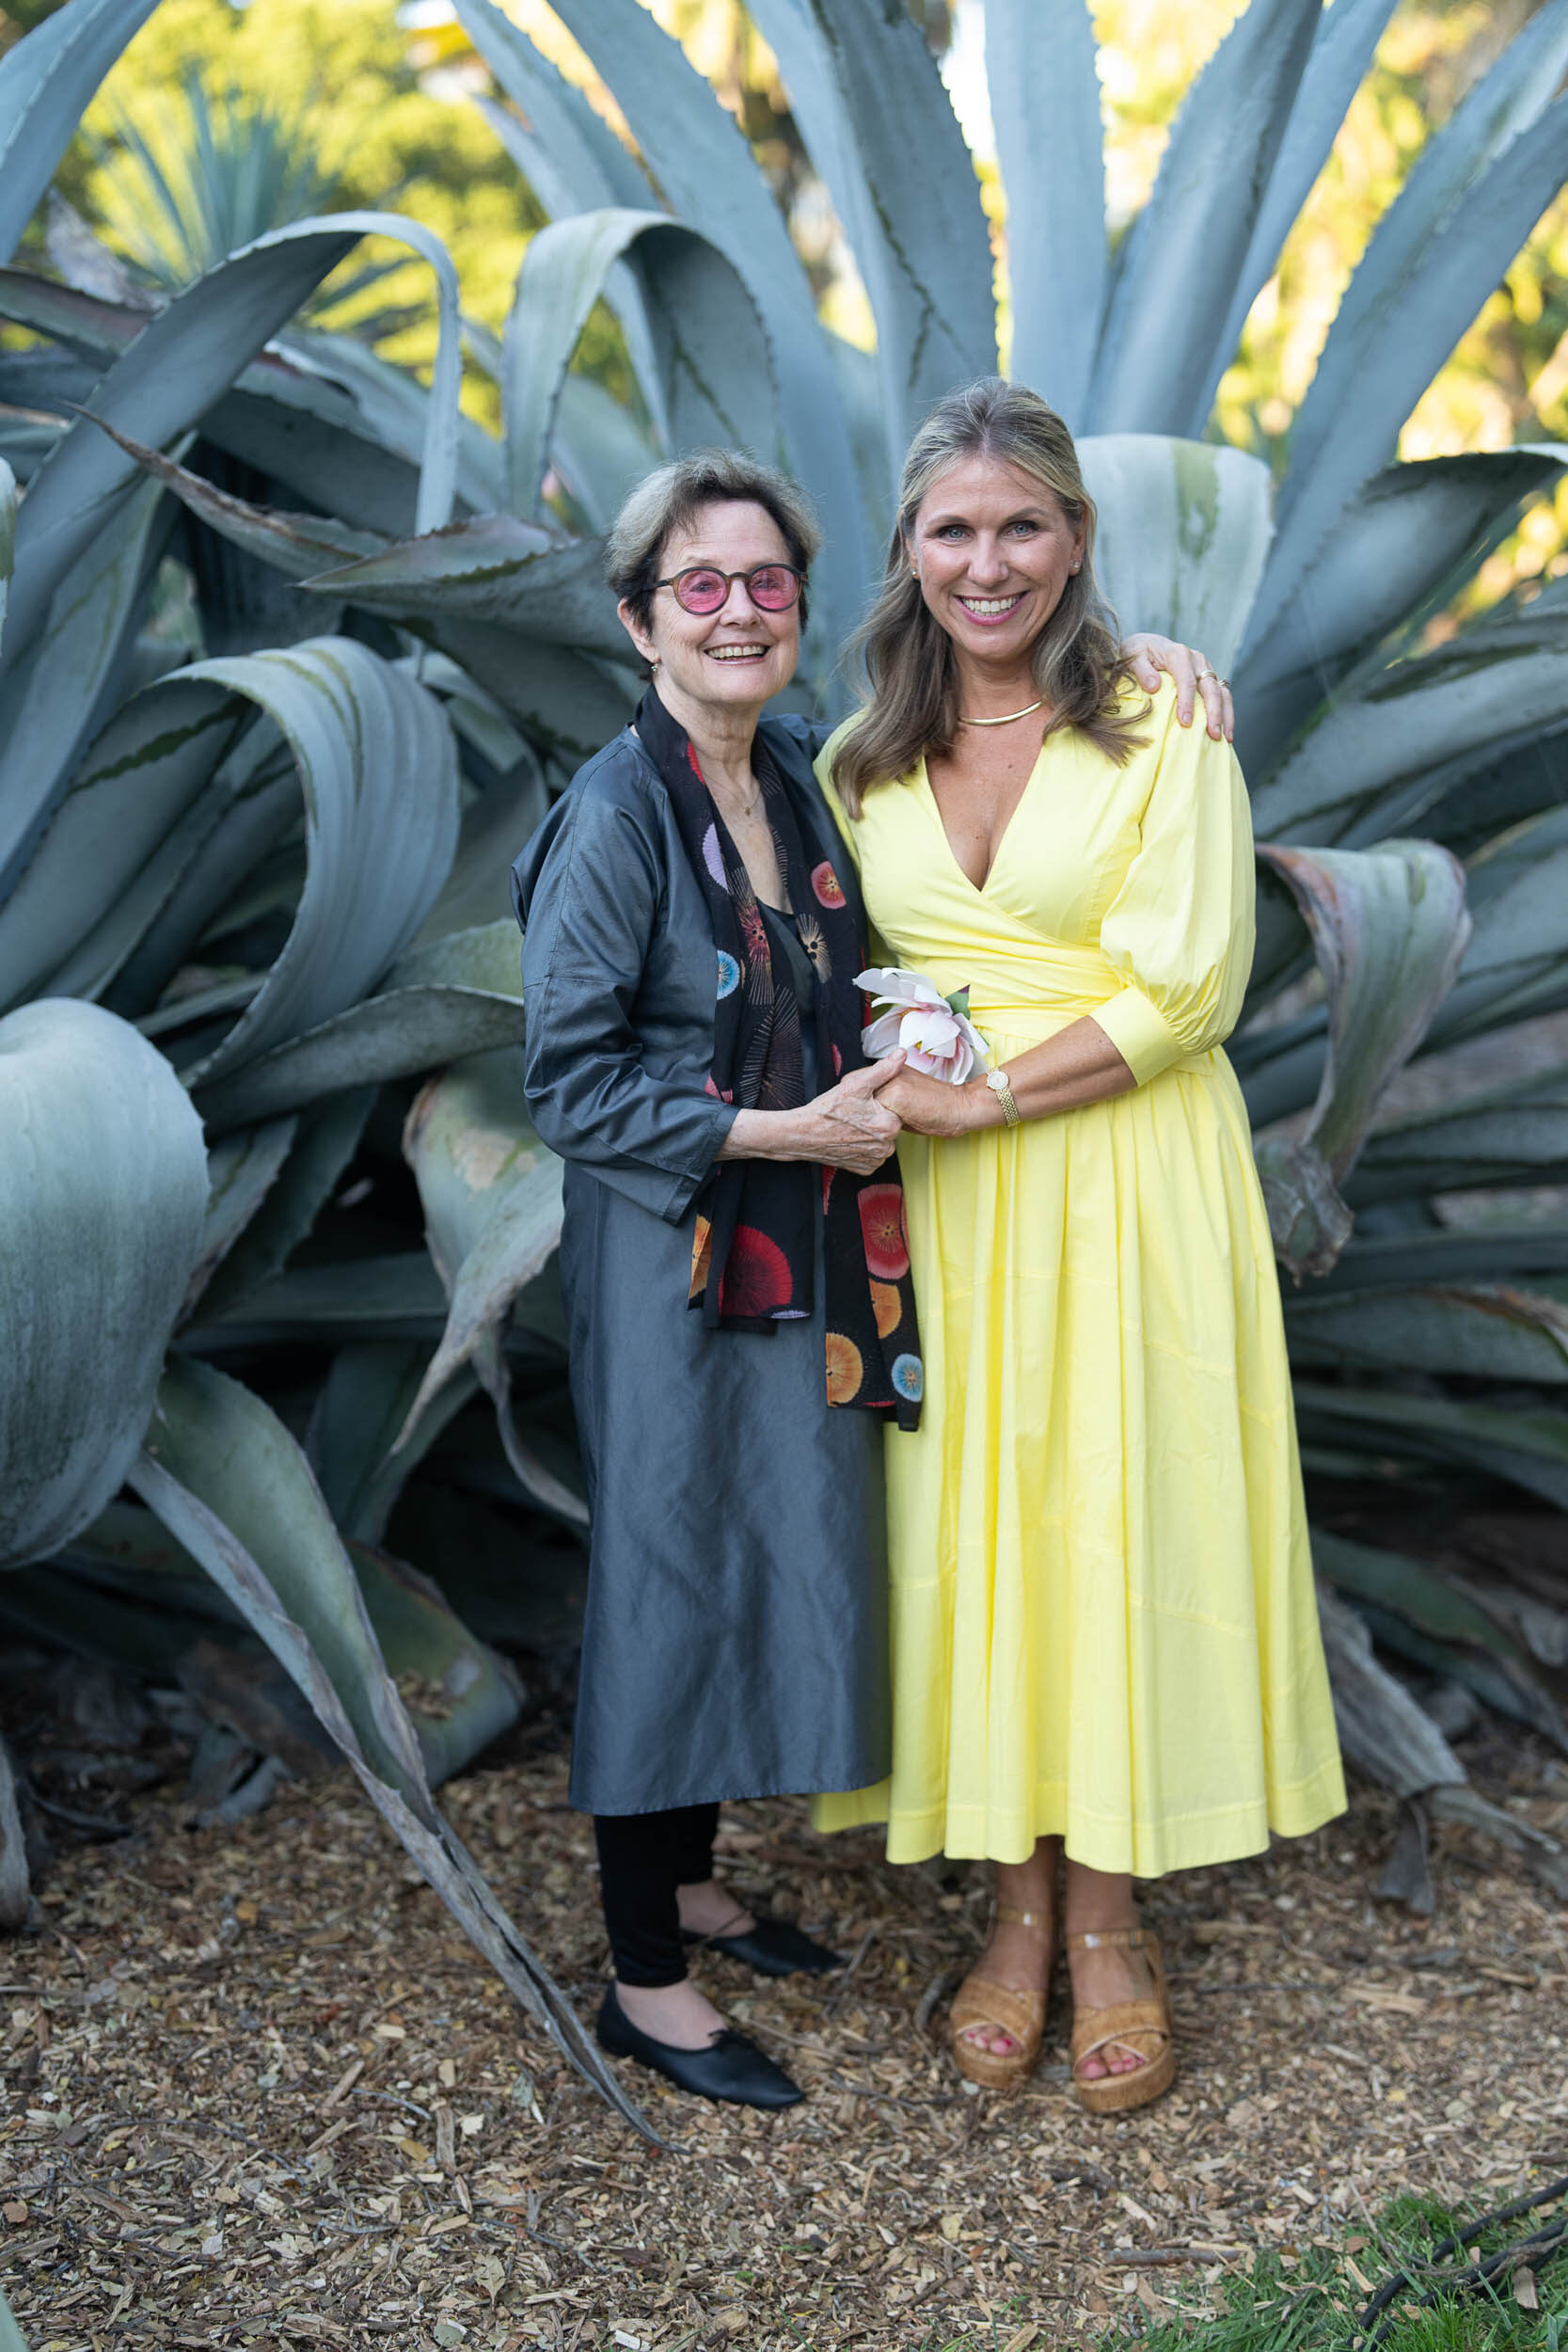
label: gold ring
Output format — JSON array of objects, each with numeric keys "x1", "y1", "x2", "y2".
[{"x1": 1196, "y1": 667, "x2": 1220, "y2": 683}]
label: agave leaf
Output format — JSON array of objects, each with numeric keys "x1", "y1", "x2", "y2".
[
  {"x1": 0, "y1": 455, "x2": 13, "y2": 652},
  {"x1": 193, "y1": 1088, "x2": 376, "y2": 1322},
  {"x1": 0, "y1": 675, "x2": 241, "y2": 1010},
  {"x1": 192, "y1": 1252, "x2": 450, "y2": 1348},
  {"x1": 1313, "y1": 1579, "x2": 1465, "y2": 1799},
  {"x1": 310, "y1": 1343, "x2": 482, "y2": 1546},
  {"x1": 1248, "y1": 607, "x2": 1568, "y2": 848},
  {"x1": 1087, "y1": 0, "x2": 1322, "y2": 437},
  {"x1": 1211, "y1": 0, "x2": 1401, "y2": 424},
  {"x1": 744, "y1": 0, "x2": 996, "y2": 466},
  {"x1": 0, "y1": 473, "x2": 169, "y2": 906},
  {"x1": 1253, "y1": 20, "x2": 1568, "y2": 640},
  {"x1": 82, "y1": 412, "x2": 387, "y2": 576},
  {"x1": 1349, "y1": 1063, "x2": 1568, "y2": 1202},
  {"x1": 0, "y1": 262, "x2": 147, "y2": 363},
  {"x1": 399, "y1": 1048, "x2": 582, "y2": 1527},
  {"x1": 1080, "y1": 434, "x2": 1273, "y2": 673},
  {"x1": 1252, "y1": 839, "x2": 1468, "y2": 1279},
  {"x1": 264, "y1": 321, "x2": 493, "y2": 524},
  {"x1": 304, "y1": 519, "x2": 623, "y2": 656},
  {"x1": 1236, "y1": 450, "x2": 1568, "y2": 774},
  {"x1": 548, "y1": 373, "x2": 661, "y2": 537},
  {"x1": 1313, "y1": 1222, "x2": 1568, "y2": 1292},
  {"x1": 1257, "y1": 841, "x2": 1470, "y2": 1181},
  {"x1": 983, "y1": 0, "x2": 1105, "y2": 427},
  {"x1": 455, "y1": 1, "x2": 668, "y2": 443},
  {"x1": 415, "y1": 619, "x2": 634, "y2": 764},
  {"x1": 0, "y1": 2276, "x2": 27, "y2": 2348},
  {"x1": 2, "y1": 225, "x2": 361, "y2": 671},
  {"x1": 128, "y1": 1355, "x2": 652, "y2": 2135},
  {"x1": 166, "y1": 640, "x2": 458, "y2": 1089},
  {"x1": 1293, "y1": 1382, "x2": 1568, "y2": 1514},
  {"x1": 0, "y1": 0, "x2": 164, "y2": 264},
  {"x1": 185, "y1": 1119, "x2": 298, "y2": 1314},
  {"x1": 523, "y1": 0, "x2": 873, "y2": 654},
  {"x1": 502, "y1": 207, "x2": 775, "y2": 521},
  {"x1": 1285, "y1": 1279, "x2": 1568, "y2": 1383},
  {"x1": 192, "y1": 982, "x2": 528, "y2": 1131},
  {"x1": 416, "y1": 757, "x2": 550, "y2": 946},
  {"x1": 346, "y1": 1540, "x2": 523, "y2": 1788},
  {"x1": 1314, "y1": 1528, "x2": 1539, "y2": 1667},
  {"x1": 0, "y1": 999, "x2": 208, "y2": 1568}
]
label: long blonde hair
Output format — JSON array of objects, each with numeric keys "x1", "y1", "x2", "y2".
[{"x1": 832, "y1": 378, "x2": 1148, "y2": 816}]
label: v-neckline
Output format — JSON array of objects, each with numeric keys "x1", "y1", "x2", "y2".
[{"x1": 917, "y1": 748, "x2": 1044, "y2": 898}]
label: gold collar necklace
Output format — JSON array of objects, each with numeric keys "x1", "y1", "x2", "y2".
[{"x1": 958, "y1": 697, "x2": 1045, "y2": 727}]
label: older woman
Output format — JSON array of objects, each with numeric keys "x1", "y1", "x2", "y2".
[
  {"x1": 513, "y1": 446, "x2": 1229, "y2": 2112},
  {"x1": 816, "y1": 380, "x2": 1345, "y2": 2115}
]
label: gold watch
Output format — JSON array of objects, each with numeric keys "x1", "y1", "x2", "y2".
[{"x1": 985, "y1": 1068, "x2": 1021, "y2": 1128}]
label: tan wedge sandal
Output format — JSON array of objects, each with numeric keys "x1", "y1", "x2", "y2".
[
  {"x1": 948, "y1": 1903, "x2": 1054, "y2": 2090},
  {"x1": 1067, "y1": 1924, "x2": 1176, "y2": 2115}
]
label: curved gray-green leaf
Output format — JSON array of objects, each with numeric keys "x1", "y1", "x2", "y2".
[
  {"x1": 532, "y1": 0, "x2": 874, "y2": 662},
  {"x1": 1086, "y1": 0, "x2": 1320, "y2": 437},
  {"x1": 194, "y1": 984, "x2": 527, "y2": 1132},
  {"x1": 0, "y1": 998, "x2": 207, "y2": 1567},
  {"x1": 1236, "y1": 450, "x2": 1568, "y2": 770},
  {"x1": 0, "y1": 455, "x2": 13, "y2": 653},
  {"x1": 1348, "y1": 1063, "x2": 1568, "y2": 1203},
  {"x1": 1249, "y1": 605, "x2": 1568, "y2": 848},
  {"x1": 174, "y1": 639, "x2": 460, "y2": 1089},
  {"x1": 984, "y1": 0, "x2": 1105, "y2": 429},
  {"x1": 745, "y1": 0, "x2": 996, "y2": 469},
  {"x1": 304, "y1": 518, "x2": 623, "y2": 656},
  {"x1": 1082, "y1": 435, "x2": 1273, "y2": 674},
  {"x1": 1257, "y1": 839, "x2": 1470, "y2": 1181},
  {"x1": 0, "y1": 0, "x2": 163, "y2": 264},
  {"x1": 503, "y1": 207, "x2": 775, "y2": 522},
  {"x1": 0, "y1": 675, "x2": 241, "y2": 1012},
  {"x1": 0, "y1": 472, "x2": 169, "y2": 908},
  {"x1": 400, "y1": 1046, "x2": 581, "y2": 1525},
  {"x1": 130, "y1": 1355, "x2": 652, "y2": 2137},
  {"x1": 1254, "y1": 28, "x2": 1568, "y2": 638}
]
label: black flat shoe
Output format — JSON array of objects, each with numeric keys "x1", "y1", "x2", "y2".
[
  {"x1": 595, "y1": 1985, "x2": 803, "y2": 2110},
  {"x1": 680, "y1": 1915, "x2": 845, "y2": 1978}
]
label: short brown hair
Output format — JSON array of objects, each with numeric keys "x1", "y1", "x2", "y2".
[{"x1": 605, "y1": 448, "x2": 821, "y2": 633}]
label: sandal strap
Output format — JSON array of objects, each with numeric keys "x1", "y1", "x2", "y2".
[
  {"x1": 995, "y1": 1903, "x2": 1053, "y2": 1933},
  {"x1": 951, "y1": 1974, "x2": 1044, "y2": 2048},
  {"x1": 1065, "y1": 1925, "x2": 1154, "y2": 1954},
  {"x1": 1071, "y1": 1998, "x2": 1171, "y2": 2070}
]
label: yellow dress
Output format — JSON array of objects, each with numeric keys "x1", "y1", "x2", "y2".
[{"x1": 814, "y1": 678, "x2": 1345, "y2": 1874}]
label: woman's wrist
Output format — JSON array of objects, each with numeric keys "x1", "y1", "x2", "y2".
[{"x1": 963, "y1": 1074, "x2": 1006, "y2": 1131}]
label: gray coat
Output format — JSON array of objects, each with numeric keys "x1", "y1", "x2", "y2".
[{"x1": 511, "y1": 717, "x2": 890, "y2": 1818}]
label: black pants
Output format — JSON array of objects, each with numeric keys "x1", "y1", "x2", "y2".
[{"x1": 594, "y1": 1803, "x2": 721, "y2": 1987}]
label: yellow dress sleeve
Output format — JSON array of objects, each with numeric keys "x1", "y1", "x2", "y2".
[{"x1": 1089, "y1": 682, "x2": 1256, "y2": 1087}]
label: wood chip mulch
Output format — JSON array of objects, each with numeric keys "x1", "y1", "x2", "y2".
[{"x1": 3, "y1": 1719, "x2": 1566, "y2": 2352}]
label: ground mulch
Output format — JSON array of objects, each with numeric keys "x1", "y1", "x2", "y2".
[{"x1": 2, "y1": 1719, "x2": 1566, "y2": 2352}]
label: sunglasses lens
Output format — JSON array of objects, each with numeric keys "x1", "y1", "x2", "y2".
[
  {"x1": 749, "y1": 566, "x2": 798, "y2": 610},
  {"x1": 674, "y1": 569, "x2": 727, "y2": 612}
]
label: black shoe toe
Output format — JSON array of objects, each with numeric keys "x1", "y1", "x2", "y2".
[
  {"x1": 595, "y1": 1987, "x2": 803, "y2": 2110},
  {"x1": 681, "y1": 1916, "x2": 844, "y2": 1977}
]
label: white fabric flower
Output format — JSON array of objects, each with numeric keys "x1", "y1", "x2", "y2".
[{"x1": 856, "y1": 967, "x2": 989, "y2": 1084}]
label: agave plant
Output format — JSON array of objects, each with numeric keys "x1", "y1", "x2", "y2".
[{"x1": 2, "y1": 0, "x2": 1567, "y2": 2137}]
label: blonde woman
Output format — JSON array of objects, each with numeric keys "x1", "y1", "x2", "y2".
[{"x1": 817, "y1": 379, "x2": 1344, "y2": 2113}]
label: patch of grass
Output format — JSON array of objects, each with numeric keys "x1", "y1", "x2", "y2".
[{"x1": 1091, "y1": 2182, "x2": 1568, "y2": 2351}]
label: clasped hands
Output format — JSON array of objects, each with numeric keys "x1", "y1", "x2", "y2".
[{"x1": 809, "y1": 1049, "x2": 988, "y2": 1174}]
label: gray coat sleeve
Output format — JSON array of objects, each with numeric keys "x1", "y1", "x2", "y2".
[{"x1": 514, "y1": 759, "x2": 736, "y2": 1225}]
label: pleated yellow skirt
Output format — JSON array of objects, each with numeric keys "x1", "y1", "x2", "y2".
[{"x1": 816, "y1": 1034, "x2": 1346, "y2": 1874}]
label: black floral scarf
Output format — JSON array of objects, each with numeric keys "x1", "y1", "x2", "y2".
[{"x1": 636, "y1": 688, "x2": 922, "y2": 1430}]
